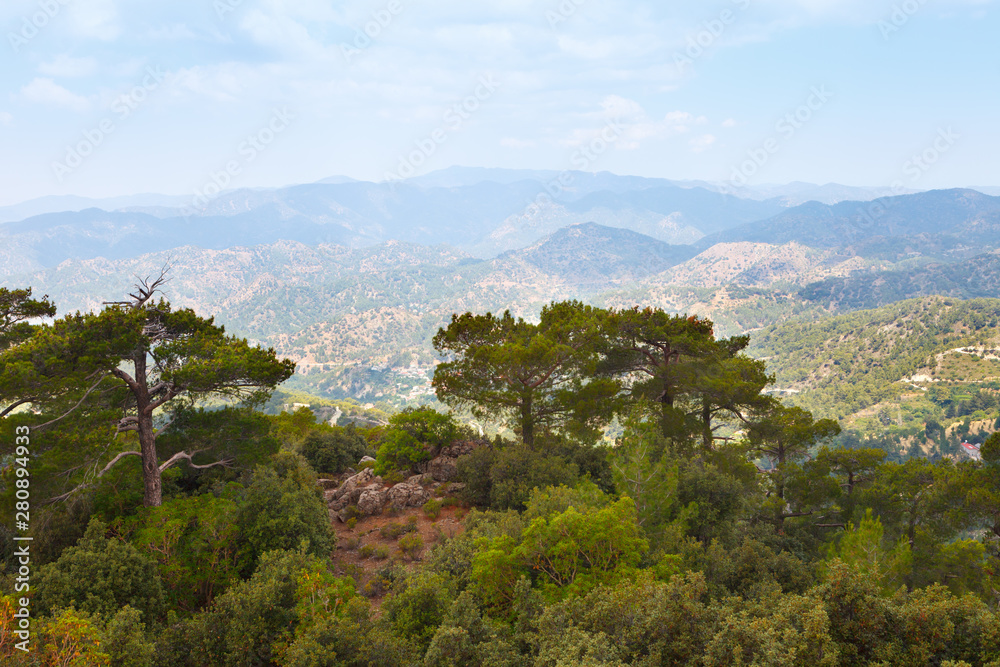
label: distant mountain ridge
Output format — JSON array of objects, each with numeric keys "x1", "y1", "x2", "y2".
[
  {"x1": 699, "y1": 189, "x2": 1000, "y2": 256},
  {"x1": 501, "y1": 222, "x2": 697, "y2": 286}
]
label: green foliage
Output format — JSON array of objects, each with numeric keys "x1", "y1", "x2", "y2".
[
  {"x1": 423, "y1": 498, "x2": 444, "y2": 521},
  {"x1": 235, "y1": 453, "x2": 334, "y2": 574},
  {"x1": 183, "y1": 549, "x2": 319, "y2": 667},
  {"x1": 399, "y1": 532, "x2": 425, "y2": 560},
  {"x1": 300, "y1": 423, "x2": 371, "y2": 474},
  {"x1": 484, "y1": 443, "x2": 580, "y2": 511},
  {"x1": 822, "y1": 510, "x2": 912, "y2": 594},
  {"x1": 433, "y1": 302, "x2": 619, "y2": 445},
  {"x1": 375, "y1": 407, "x2": 460, "y2": 475},
  {"x1": 36, "y1": 518, "x2": 166, "y2": 623},
  {"x1": 127, "y1": 490, "x2": 241, "y2": 611},
  {"x1": 104, "y1": 606, "x2": 156, "y2": 667},
  {"x1": 0, "y1": 286, "x2": 56, "y2": 353},
  {"x1": 383, "y1": 574, "x2": 453, "y2": 651},
  {"x1": 471, "y1": 496, "x2": 648, "y2": 606}
]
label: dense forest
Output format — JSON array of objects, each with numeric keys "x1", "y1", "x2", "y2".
[{"x1": 2, "y1": 284, "x2": 1000, "y2": 666}]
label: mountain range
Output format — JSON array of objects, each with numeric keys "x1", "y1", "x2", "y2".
[{"x1": 5, "y1": 167, "x2": 1000, "y2": 421}]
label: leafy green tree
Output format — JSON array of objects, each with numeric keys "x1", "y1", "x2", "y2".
[
  {"x1": 127, "y1": 489, "x2": 242, "y2": 611},
  {"x1": 0, "y1": 278, "x2": 295, "y2": 507},
  {"x1": 0, "y1": 286, "x2": 56, "y2": 417},
  {"x1": 597, "y1": 308, "x2": 717, "y2": 440},
  {"x1": 374, "y1": 407, "x2": 460, "y2": 475},
  {"x1": 235, "y1": 453, "x2": 334, "y2": 574},
  {"x1": 300, "y1": 424, "x2": 371, "y2": 474},
  {"x1": 433, "y1": 302, "x2": 618, "y2": 445},
  {"x1": 686, "y1": 335, "x2": 775, "y2": 450},
  {"x1": 36, "y1": 518, "x2": 166, "y2": 623}
]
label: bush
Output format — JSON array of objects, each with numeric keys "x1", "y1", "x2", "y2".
[
  {"x1": 488, "y1": 443, "x2": 580, "y2": 511},
  {"x1": 36, "y1": 519, "x2": 166, "y2": 623},
  {"x1": 185, "y1": 549, "x2": 319, "y2": 667},
  {"x1": 104, "y1": 606, "x2": 155, "y2": 667},
  {"x1": 399, "y1": 533, "x2": 424, "y2": 560},
  {"x1": 423, "y1": 498, "x2": 444, "y2": 521},
  {"x1": 383, "y1": 574, "x2": 453, "y2": 651},
  {"x1": 381, "y1": 521, "x2": 417, "y2": 540},
  {"x1": 300, "y1": 425, "x2": 371, "y2": 475},
  {"x1": 374, "y1": 408, "x2": 461, "y2": 475},
  {"x1": 235, "y1": 453, "x2": 334, "y2": 574}
]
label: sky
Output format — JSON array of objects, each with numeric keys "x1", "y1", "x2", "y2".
[{"x1": 0, "y1": 0, "x2": 997, "y2": 205}]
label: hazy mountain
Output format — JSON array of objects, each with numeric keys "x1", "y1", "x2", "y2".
[
  {"x1": 799, "y1": 250, "x2": 1000, "y2": 310},
  {"x1": 700, "y1": 189, "x2": 1000, "y2": 256},
  {"x1": 0, "y1": 193, "x2": 189, "y2": 224},
  {"x1": 500, "y1": 222, "x2": 697, "y2": 286}
]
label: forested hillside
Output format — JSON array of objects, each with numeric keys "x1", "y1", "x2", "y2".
[{"x1": 3, "y1": 288, "x2": 1000, "y2": 665}]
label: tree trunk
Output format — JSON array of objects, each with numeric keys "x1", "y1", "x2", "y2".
[
  {"x1": 139, "y1": 411, "x2": 162, "y2": 507},
  {"x1": 133, "y1": 353, "x2": 162, "y2": 507},
  {"x1": 701, "y1": 398, "x2": 713, "y2": 451},
  {"x1": 521, "y1": 391, "x2": 534, "y2": 446}
]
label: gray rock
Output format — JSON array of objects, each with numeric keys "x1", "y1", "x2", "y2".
[
  {"x1": 359, "y1": 456, "x2": 376, "y2": 464},
  {"x1": 328, "y1": 468, "x2": 383, "y2": 511},
  {"x1": 386, "y1": 482, "x2": 431, "y2": 510},
  {"x1": 357, "y1": 486, "x2": 389, "y2": 515}
]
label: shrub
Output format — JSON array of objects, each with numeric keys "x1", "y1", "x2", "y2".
[
  {"x1": 300, "y1": 425, "x2": 371, "y2": 475},
  {"x1": 36, "y1": 519, "x2": 166, "y2": 623},
  {"x1": 399, "y1": 533, "x2": 424, "y2": 560},
  {"x1": 487, "y1": 443, "x2": 580, "y2": 511},
  {"x1": 346, "y1": 517, "x2": 358, "y2": 530},
  {"x1": 375, "y1": 408, "x2": 461, "y2": 475},
  {"x1": 235, "y1": 453, "x2": 334, "y2": 574},
  {"x1": 104, "y1": 606, "x2": 155, "y2": 667},
  {"x1": 383, "y1": 574, "x2": 453, "y2": 651},
  {"x1": 184, "y1": 549, "x2": 321, "y2": 667},
  {"x1": 381, "y1": 522, "x2": 413, "y2": 540},
  {"x1": 374, "y1": 545, "x2": 391, "y2": 560},
  {"x1": 359, "y1": 544, "x2": 376, "y2": 559},
  {"x1": 424, "y1": 498, "x2": 444, "y2": 521}
]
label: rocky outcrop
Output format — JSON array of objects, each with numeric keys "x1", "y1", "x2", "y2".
[
  {"x1": 359, "y1": 456, "x2": 376, "y2": 464},
  {"x1": 386, "y1": 483, "x2": 431, "y2": 510},
  {"x1": 327, "y1": 468, "x2": 383, "y2": 511},
  {"x1": 421, "y1": 439, "x2": 483, "y2": 482},
  {"x1": 357, "y1": 487, "x2": 389, "y2": 515}
]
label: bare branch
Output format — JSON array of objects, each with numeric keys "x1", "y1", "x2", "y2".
[
  {"x1": 45, "y1": 450, "x2": 142, "y2": 504},
  {"x1": 34, "y1": 375, "x2": 110, "y2": 430},
  {"x1": 159, "y1": 450, "x2": 234, "y2": 474},
  {"x1": 0, "y1": 397, "x2": 36, "y2": 419}
]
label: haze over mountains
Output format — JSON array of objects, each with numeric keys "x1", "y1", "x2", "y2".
[{"x1": 5, "y1": 167, "x2": 1000, "y2": 418}]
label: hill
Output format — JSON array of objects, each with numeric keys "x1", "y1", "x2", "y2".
[
  {"x1": 747, "y1": 297, "x2": 1000, "y2": 422},
  {"x1": 500, "y1": 222, "x2": 696, "y2": 286},
  {"x1": 701, "y1": 189, "x2": 1000, "y2": 258}
]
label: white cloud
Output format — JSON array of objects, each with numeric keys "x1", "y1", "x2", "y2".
[
  {"x1": 19, "y1": 78, "x2": 91, "y2": 112},
  {"x1": 689, "y1": 134, "x2": 716, "y2": 152},
  {"x1": 0, "y1": 112, "x2": 12, "y2": 126},
  {"x1": 38, "y1": 55, "x2": 99, "y2": 78},
  {"x1": 722, "y1": 118, "x2": 737, "y2": 128}
]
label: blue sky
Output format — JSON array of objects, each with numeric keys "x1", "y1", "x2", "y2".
[{"x1": 0, "y1": 0, "x2": 997, "y2": 205}]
